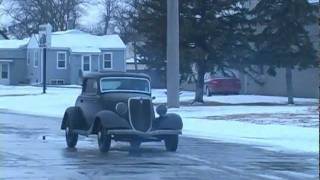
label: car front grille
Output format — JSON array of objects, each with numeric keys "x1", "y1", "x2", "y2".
[{"x1": 128, "y1": 98, "x2": 152, "y2": 132}]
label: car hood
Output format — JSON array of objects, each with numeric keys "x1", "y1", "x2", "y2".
[{"x1": 100, "y1": 92, "x2": 152, "y2": 109}]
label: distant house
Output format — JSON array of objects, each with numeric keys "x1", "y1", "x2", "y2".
[
  {"x1": 0, "y1": 25, "x2": 126, "y2": 85},
  {"x1": 0, "y1": 39, "x2": 28, "y2": 85}
]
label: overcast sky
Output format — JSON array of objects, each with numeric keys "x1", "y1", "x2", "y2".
[{"x1": 0, "y1": 0, "x2": 105, "y2": 28}]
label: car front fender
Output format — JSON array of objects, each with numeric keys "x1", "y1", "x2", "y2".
[
  {"x1": 91, "y1": 110, "x2": 131, "y2": 134},
  {"x1": 61, "y1": 106, "x2": 86, "y2": 130},
  {"x1": 153, "y1": 113, "x2": 183, "y2": 130}
]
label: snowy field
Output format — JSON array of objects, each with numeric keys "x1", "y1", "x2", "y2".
[{"x1": 0, "y1": 85, "x2": 318, "y2": 153}]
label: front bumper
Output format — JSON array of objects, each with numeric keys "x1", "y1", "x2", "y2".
[{"x1": 107, "y1": 129, "x2": 182, "y2": 138}]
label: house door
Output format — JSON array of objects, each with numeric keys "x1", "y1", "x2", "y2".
[
  {"x1": 81, "y1": 55, "x2": 91, "y2": 76},
  {"x1": 0, "y1": 63, "x2": 10, "y2": 85}
]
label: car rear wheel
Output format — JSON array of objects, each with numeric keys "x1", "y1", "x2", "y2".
[
  {"x1": 97, "y1": 127, "x2": 111, "y2": 153},
  {"x1": 65, "y1": 121, "x2": 78, "y2": 148},
  {"x1": 164, "y1": 135, "x2": 178, "y2": 152}
]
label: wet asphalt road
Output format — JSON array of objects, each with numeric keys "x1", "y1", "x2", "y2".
[{"x1": 0, "y1": 112, "x2": 318, "y2": 180}]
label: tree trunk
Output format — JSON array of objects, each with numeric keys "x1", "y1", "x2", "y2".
[
  {"x1": 285, "y1": 67, "x2": 294, "y2": 104},
  {"x1": 104, "y1": 16, "x2": 110, "y2": 35},
  {"x1": 239, "y1": 64, "x2": 247, "y2": 94},
  {"x1": 194, "y1": 64, "x2": 205, "y2": 103}
]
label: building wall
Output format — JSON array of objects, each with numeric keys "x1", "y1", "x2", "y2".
[
  {"x1": 45, "y1": 49, "x2": 71, "y2": 84},
  {"x1": 69, "y1": 54, "x2": 82, "y2": 84},
  {"x1": 10, "y1": 58, "x2": 27, "y2": 84},
  {"x1": 69, "y1": 53, "x2": 100, "y2": 84},
  {"x1": 26, "y1": 48, "x2": 42, "y2": 84},
  {"x1": 100, "y1": 49, "x2": 126, "y2": 72},
  {"x1": 0, "y1": 48, "x2": 27, "y2": 85},
  {"x1": 243, "y1": 67, "x2": 319, "y2": 98},
  {"x1": 0, "y1": 49, "x2": 26, "y2": 59},
  {"x1": 68, "y1": 50, "x2": 125, "y2": 84}
]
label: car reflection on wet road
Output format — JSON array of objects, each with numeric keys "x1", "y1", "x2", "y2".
[{"x1": 0, "y1": 112, "x2": 318, "y2": 180}]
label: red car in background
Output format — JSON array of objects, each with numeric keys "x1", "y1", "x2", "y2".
[{"x1": 204, "y1": 71, "x2": 241, "y2": 96}]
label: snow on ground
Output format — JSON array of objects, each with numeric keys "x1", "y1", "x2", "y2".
[
  {"x1": 152, "y1": 89, "x2": 317, "y2": 105},
  {"x1": 170, "y1": 107, "x2": 318, "y2": 153},
  {"x1": 0, "y1": 85, "x2": 318, "y2": 153}
]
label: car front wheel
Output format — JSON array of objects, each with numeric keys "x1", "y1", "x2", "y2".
[
  {"x1": 97, "y1": 127, "x2": 111, "y2": 153},
  {"x1": 164, "y1": 135, "x2": 179, "y2": 152},
  {"x1": 65, "y1": 122, "x2": 78, "y2": 148}
]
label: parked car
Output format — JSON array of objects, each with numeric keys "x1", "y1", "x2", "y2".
[
  {"x1": 61, "y1": 72, "x2": 183, "y2": 153},
  {"x1": 204, "y1": 71, "x2": 241, "y2": 96}
]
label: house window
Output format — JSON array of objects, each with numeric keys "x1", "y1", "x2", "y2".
[
  {"x1": 82, "y1": 55, "x2": 91, "y2": 72},
  {"x1": 103, "y1": 53, "x2": 112, "y2": 69},
  {"x1": 0, "y1": 63, "x2": 9, "y2": 79},
  {"x1": 57, "y1": 52, "x2": 67, "y2": 69},
  {"x1": 34, "y1": 51, "x2": 39, "y2": 68}
]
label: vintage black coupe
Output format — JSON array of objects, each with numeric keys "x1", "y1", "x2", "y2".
[{"x1": 61, "y1": 72, "x2": 183, "y2": 152}]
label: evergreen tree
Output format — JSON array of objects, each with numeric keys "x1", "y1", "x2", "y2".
[
  {"x1": 252, "y1": 0, "x2": 318, "y2": 104},
  {"x1": 125, "y1": 0, "x2": 254, "y2": 103},
  {"x1": 181, "y1": 0, "x2": 253, "y2": 102},
  {"x1": 129, "y1": 0, "x2": 167, "y2": 70}
]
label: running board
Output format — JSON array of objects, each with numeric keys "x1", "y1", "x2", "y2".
[{"x1": 73, "y1": 130, "x2": 90, "y2": 136}]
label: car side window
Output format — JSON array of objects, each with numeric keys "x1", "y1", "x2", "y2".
[{"x1": 83, "y1": 79, "x2": 98, "y2": 95}]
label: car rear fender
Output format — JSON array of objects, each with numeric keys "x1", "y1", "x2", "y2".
[
  {"x1": 91, "y1": 110, "x2": 131, "y2": 134},
  {"x1": 154, "y1": 113, "x2": 183, "y2": 130},
  {"x1": 61, "y1": 106, "x2": 87, "y2": 130}
]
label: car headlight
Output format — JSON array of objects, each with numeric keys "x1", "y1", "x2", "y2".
[
  {"x1": 115, "y1": 102, "x2": 128, "y2": 116},
  {"x1": 156, "y1": 104, "x2": 167, "y2": 117}
]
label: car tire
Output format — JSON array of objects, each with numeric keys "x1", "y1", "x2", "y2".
[
  {"x1": 206, "y1": 87, "x2": 212, "y2": 97},
  {"x1": 164, "y1": 135, "x2": 178, "y2": 152},
  {"x1": 65, "y1": 120, "x2": 78, "y2": 148},
  {"x1": 97, "y1": 127, "x2": 111, "y2": 153}
]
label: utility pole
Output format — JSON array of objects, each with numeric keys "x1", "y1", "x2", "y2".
[
  {"x1": 167, "y1": 0, "x2": 180, "y2": 108},
  {"x1": 42, "y1": 47, "x2": 47, "y2": 94},
  {"x1": 39, "y1": 24, "x2": 50, "y2": 94}
]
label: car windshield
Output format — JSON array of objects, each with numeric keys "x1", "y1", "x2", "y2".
[{"x1": 100, "y1": 77, "x2": 150, "y2": 93}]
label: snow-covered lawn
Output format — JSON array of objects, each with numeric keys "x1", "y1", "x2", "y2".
[
  {"x1": 170, "y1": 107, "x2": 318, "y2": 153},
  {"x1": 152, "y1": 89, "x2": 317, "y2": 105},
  {"x1": 0, "y1": 85, "x2": 318, "y2": 153}
]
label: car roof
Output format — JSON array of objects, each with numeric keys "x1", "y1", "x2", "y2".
[{"x1": 83, "y1": 71, "x2": 151, "y2": 80}]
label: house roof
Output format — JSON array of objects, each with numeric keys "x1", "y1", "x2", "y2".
[
  {"x1": 83, "y1": 71, "x2": 150, "y2": 80},
  {"x1": 50, "y1": 30, "x2": 126, "y2": 53},
  {"x1": 0, "y1": 39, "x2": 29, "y2": 49}
]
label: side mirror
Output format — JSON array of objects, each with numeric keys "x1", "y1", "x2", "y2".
[{"x1": 156, "y1": 104, "x2": 167, "y2": 117}]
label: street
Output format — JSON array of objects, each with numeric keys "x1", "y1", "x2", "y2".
[{"x1": 0, "y1": 112, "x2": 318, "y2": 180}]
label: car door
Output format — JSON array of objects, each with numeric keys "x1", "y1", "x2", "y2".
[{"x1": 78, "y1": 78, "x2": 101, "y2": 126}]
